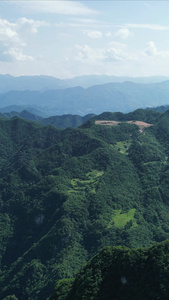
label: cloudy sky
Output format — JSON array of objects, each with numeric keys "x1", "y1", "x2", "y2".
[{"x1": 1, "y1": 0, "x2": 169, "y2": 78}]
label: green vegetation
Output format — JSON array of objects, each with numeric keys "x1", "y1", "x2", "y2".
[
  {"x1": 41, "y1": 113, "x2": 95, "y2": 129},
  {"x1": 113, "y1": 140, "x2": 131, "y2": 154},
  {"x1": 69, "y1": 170, "x2": 104, "y2": 194},
  {"x1": 48, "y1": 278, "x2": 74, "y2": 300},
  {"x1": 1, "y1": 109, "x2": 169, "y2": 299},
  {"x1": 55, "y1": 239, "x2": 169, "y2": 300},
  {"x1": 108, "y1": 208, "x2": 137, "y2": 229}
]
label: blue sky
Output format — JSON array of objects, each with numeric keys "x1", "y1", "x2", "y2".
[{"x1": 1, "y1": 1, "x2": 169, "y2": 78}]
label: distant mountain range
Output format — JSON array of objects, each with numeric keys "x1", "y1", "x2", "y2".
[
  {"x1": 1, "y1": 81, "x2": 169, "y2": 116},
  {"x1": 1, "y1": 74, "x2": 169, "y2": 93}
]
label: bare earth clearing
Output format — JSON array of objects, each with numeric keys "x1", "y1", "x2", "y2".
[{"x1": 95, "y1": 120, "x2": 153, "y2": 133}]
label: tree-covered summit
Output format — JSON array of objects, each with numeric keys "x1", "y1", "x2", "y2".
[{"x1": 51, "y1": 239, "x2": 169, "y2": 300}]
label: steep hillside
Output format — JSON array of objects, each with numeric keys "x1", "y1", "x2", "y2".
[
  {"x1": 51, "y1": 239, "x2": 169, "y2": 300},
  {"x1": 1, "y1": 109, "x2": 169, "y2": 299}
]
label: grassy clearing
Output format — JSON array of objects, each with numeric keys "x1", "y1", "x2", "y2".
[
  {"x1": 69, "y1": 170, "x2": 104, "y2": 194},
  {"x1": 86, "y1": 170, "x2": 104, "y2": 178},
  {"x1": 143, "y1": 157, "x2": 168, "y2": 166},
  {"x1": 112, "y1": 140, "x2": 131, "y2": 154},
  {"x1": 108, "y1": 208, "x2": 137, "y2": 229},
  {"x1": 162, "y1": 156, "x2": 168, "y2": 165},
  {"x1": 143, "y1": 161, "x2": 162, "y2": 166}
]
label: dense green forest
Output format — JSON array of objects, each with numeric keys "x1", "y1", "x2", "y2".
[
  {"x1": 50, "y1": 239, "x2": 169, "y2": 300},
  {"x1": 1, "y1": 108, "x2": 169, "y2": 299},
  {"x1": 0, "y1": 110, "x2": 95, "y2": 129}
]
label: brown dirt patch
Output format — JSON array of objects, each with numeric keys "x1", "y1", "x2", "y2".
[
  {"x1": 127, "y1": 121, "x2": 153, "y2": 127},
  {"x1": 95, "y1": 120, "x2": 153, "y2": 132},
  {"x1": 95, "y1": 120, "x2": 119, "y2": 126}
]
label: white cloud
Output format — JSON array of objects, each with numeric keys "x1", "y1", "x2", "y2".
[
  {"x1": 0, "y1": 19, "x2": 15, "y2": 39},
  {"x1": 115, "y1": 28, "x2": 131, "y2": 39},
  {"x1": 0, "y1": 19, "x2": 23, "y2": 46},
  {"x1": 86, "y1": 30, "x2": 103, "y2": 39},
  {"x1": 3, "y1": 47, "x2": 34, "y2": 61},
  {"x1": 145, "y1": 41, "x2": 157, "y2": 57},
  {"x1": 16, "y1": 18, "x2": 49, "y2": 35},
  {"x1": 145, "y1": 41, "x2": 169, "y2": 58},
  {"x1": 76, "y1": 42, "x2": 128, "y2": 63},
  {"x1": 103, "y1": 42, "x2": 128, "y2": 62},
  {"x1": 76, "y1": 45, "x2": 97, "y2": 61},
  {"x1": 2, "y1": 3, "x2": 169, "y2": 78},
  {"x1": 0, "y1": 17, "x2": 48, "y2": 62},
  {"x1": 103, "y1": 47, "x2": 124, "y2": 62},
  {"x1": 13, "y1": 1, "x2": 98, "y2": 16}
]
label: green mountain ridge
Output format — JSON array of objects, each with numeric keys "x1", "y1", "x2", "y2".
[
  {"x1": 1, "y1": 109, "x2": 169, "y2": 299},
  {"x1": 52, "y1": 239, "x2": 169, "y2": 300},
  {"x1": 0, "y1": 110, "x2": 95, "y2": 129}
]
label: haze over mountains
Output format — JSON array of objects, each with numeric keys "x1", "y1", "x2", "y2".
[
  {"x1": 1, "y1": 74, "x2": 169, "y2": 93},
  {"x1": 1, "y1": 75, "x2": 169, "y2": 116}
]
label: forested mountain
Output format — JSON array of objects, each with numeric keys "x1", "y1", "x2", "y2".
[
  {"x1": 147, "y1": 104, "x2": 169, "y2": 113},
  {"x1": 40, "y1": 113, "x2": 95, "y2": 129},
  {"x1": 51, "y1": 239, "x2": 169, "y2": 300},
  {"x1": 0, "y1": 110, "x2": 95, "y2": 129},
  {"x1": 2, "y1": 81, "x2": 169, "y2": 116},
  {"x1": 2, "y1": 110, "x2": 43, "y2": 121},
  {"x1": 1, "y1": 109, "x2": 169, "y2": 299}
]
